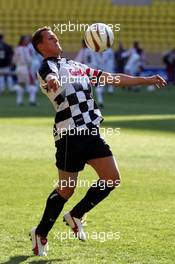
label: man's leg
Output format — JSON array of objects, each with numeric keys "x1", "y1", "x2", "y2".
[
  {"x1": 16, "y1": 83, "x2": 24, "y2": 105},
  {"x1": 107, "y1": 84, "x2": 114, "y2": 94},
  {"x1": 0, "y1": 75, "x2": 5, "y2": 93},
  {"x1": 35, "y1": 170, "x2": 78, "y2": 238},
  {"x1": 28, "y1": 84, "x2": 38, "y2": 105},
  {"x1": 96, "y1": 85, "x2": 104, "y2": 107},
  {"x1": 7, "y1": 76, "x2": 14, "y2": 92},
  {"x1": 70, "y1": 156, "x2": 120, "y2": 219}
]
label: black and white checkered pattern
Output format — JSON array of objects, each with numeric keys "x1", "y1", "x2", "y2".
[{"x1": 37, "y1": 57, "x2": 103, "y2": 140}]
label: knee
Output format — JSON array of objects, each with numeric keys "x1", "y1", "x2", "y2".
[
  {"x1": 108, "y1": 171, "x2": 121, "y2": 188},
  {"x1": 56, "y1": 186, "x2": 76, "y2": 200}
]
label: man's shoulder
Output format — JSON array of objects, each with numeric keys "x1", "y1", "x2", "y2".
[
  {"x1": 38, "y1": 57, "x2": 64, "y2": 80},
  {"x1": 39, "y1": 58, "x2": 60, "y2": 73},
  {"x1": 38, "y1": 60, "x2": 49, "y2": 76}
]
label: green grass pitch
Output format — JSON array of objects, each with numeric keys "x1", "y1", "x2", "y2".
[{"x1": 0, "y1": 87, "x2": 175, "y2": 264}]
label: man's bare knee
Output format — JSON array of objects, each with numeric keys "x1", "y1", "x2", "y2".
[
  {"x1": 108, "y1": 172, "x2": 121, "y2": 188},
  {"x1": 56, "y1": 186, "x2": 76, "y2": 200}
]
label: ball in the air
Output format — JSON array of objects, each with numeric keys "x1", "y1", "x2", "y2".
[{"x1": 84, "y1": 23, "x2": 114, "y2": 52}]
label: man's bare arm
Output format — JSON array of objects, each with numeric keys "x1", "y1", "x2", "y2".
[{"x1": 100, "y1": 72, "x2": 167, "y2": 88}]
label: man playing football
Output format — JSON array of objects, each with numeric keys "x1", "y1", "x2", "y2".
[{"x1": 30, "y1": 26, "x2": 166, "y2": 256}]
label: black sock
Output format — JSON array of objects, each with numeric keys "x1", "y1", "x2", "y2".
[
  {"x1": 36, "y1": 190, "x2": 67, "y2": 237},
  {"x1": 70, "y1": 180, "x2": 114, "y2": 219}
]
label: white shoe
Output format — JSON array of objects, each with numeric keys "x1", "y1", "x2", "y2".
[
  {"x1": 63, "y1": 212, "x2": 86, "y2": 241},
  {"x1": 30, "y1": 227, "x2": 48, "y2": 256}
]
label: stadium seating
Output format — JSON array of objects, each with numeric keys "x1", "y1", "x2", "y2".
[{"x1": 0, "y1": 0, "x2": 174, "y2": 53}]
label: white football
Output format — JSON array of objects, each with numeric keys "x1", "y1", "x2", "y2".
[{"x1": 84, "y1": 23, "x2": 114, "y2": 52}]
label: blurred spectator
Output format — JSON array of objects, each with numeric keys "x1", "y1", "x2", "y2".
[
  {"x1": 76, "y1": 40, "x2": 115, "y2": 106},
  {"x1": 13, "y1": 35, "x2": 38, "y2": 106},
  {"x1": 75, "y1": 39, "x2": 97, "y2": 68},
  {"x1": 102, "y1": 48, "x2": 115, "y2": 94},
  {"x1": 124, "y1": 48, "x2": 143, "y2": 77},
  {"x1": 122, "y1": 41, "x2": 145, "y2": 65},
  {"x1": 27, "y1": 35, "x2": 42, "y2": 77},
  {"x1": 0, "y1": 34, "x2": 14, "y2": 93},
  {"x1": 163, "y1": 48, "x2": 175, "y2": 84},
  {"x1": 114, "y1": 42, "x2": 126, "y2": 73},
  {"x1": 75, "y1": 40, "x2": 104, "y2": 107},
  {"x1": 122, "y1": 41, "x2": 144, "y2": 91},
  {"x1": 26, "y1": 35, "x2": 41, "y2": 94},
  {"x1": 95, "y1": 52, "x2": 105, "y2": 107}
]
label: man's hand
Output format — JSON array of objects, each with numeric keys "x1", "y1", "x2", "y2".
[
  {"x1": 146, "y1": 75, "x2": 167, "y2": 88},
  {"x1": 46, "y1": 74, "x2": 60, "y2": 92}
]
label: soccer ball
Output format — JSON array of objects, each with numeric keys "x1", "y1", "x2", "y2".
[{"x1": 84, "y1": 23, "x2": 114, "y2": 52}]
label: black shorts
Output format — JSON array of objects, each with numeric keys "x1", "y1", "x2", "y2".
[{"x1": 55, "y1": 128, "x2": 113, "y2": 172}]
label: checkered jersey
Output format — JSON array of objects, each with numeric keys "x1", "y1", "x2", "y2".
[{"x1": 37, "y1": 57, "x2": 103, "y2": 141}]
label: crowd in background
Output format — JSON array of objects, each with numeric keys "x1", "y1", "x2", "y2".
[
  {"x1": 0, "y1": 34, "x2": 42, "y2": 105},
  {"x1": 0, "y1": 33, "x2": 175, "y2": 107}
]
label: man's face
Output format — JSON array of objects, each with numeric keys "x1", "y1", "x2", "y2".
[{"x1": 38, "y1": 30, "x2": 62, "y2": 57}]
